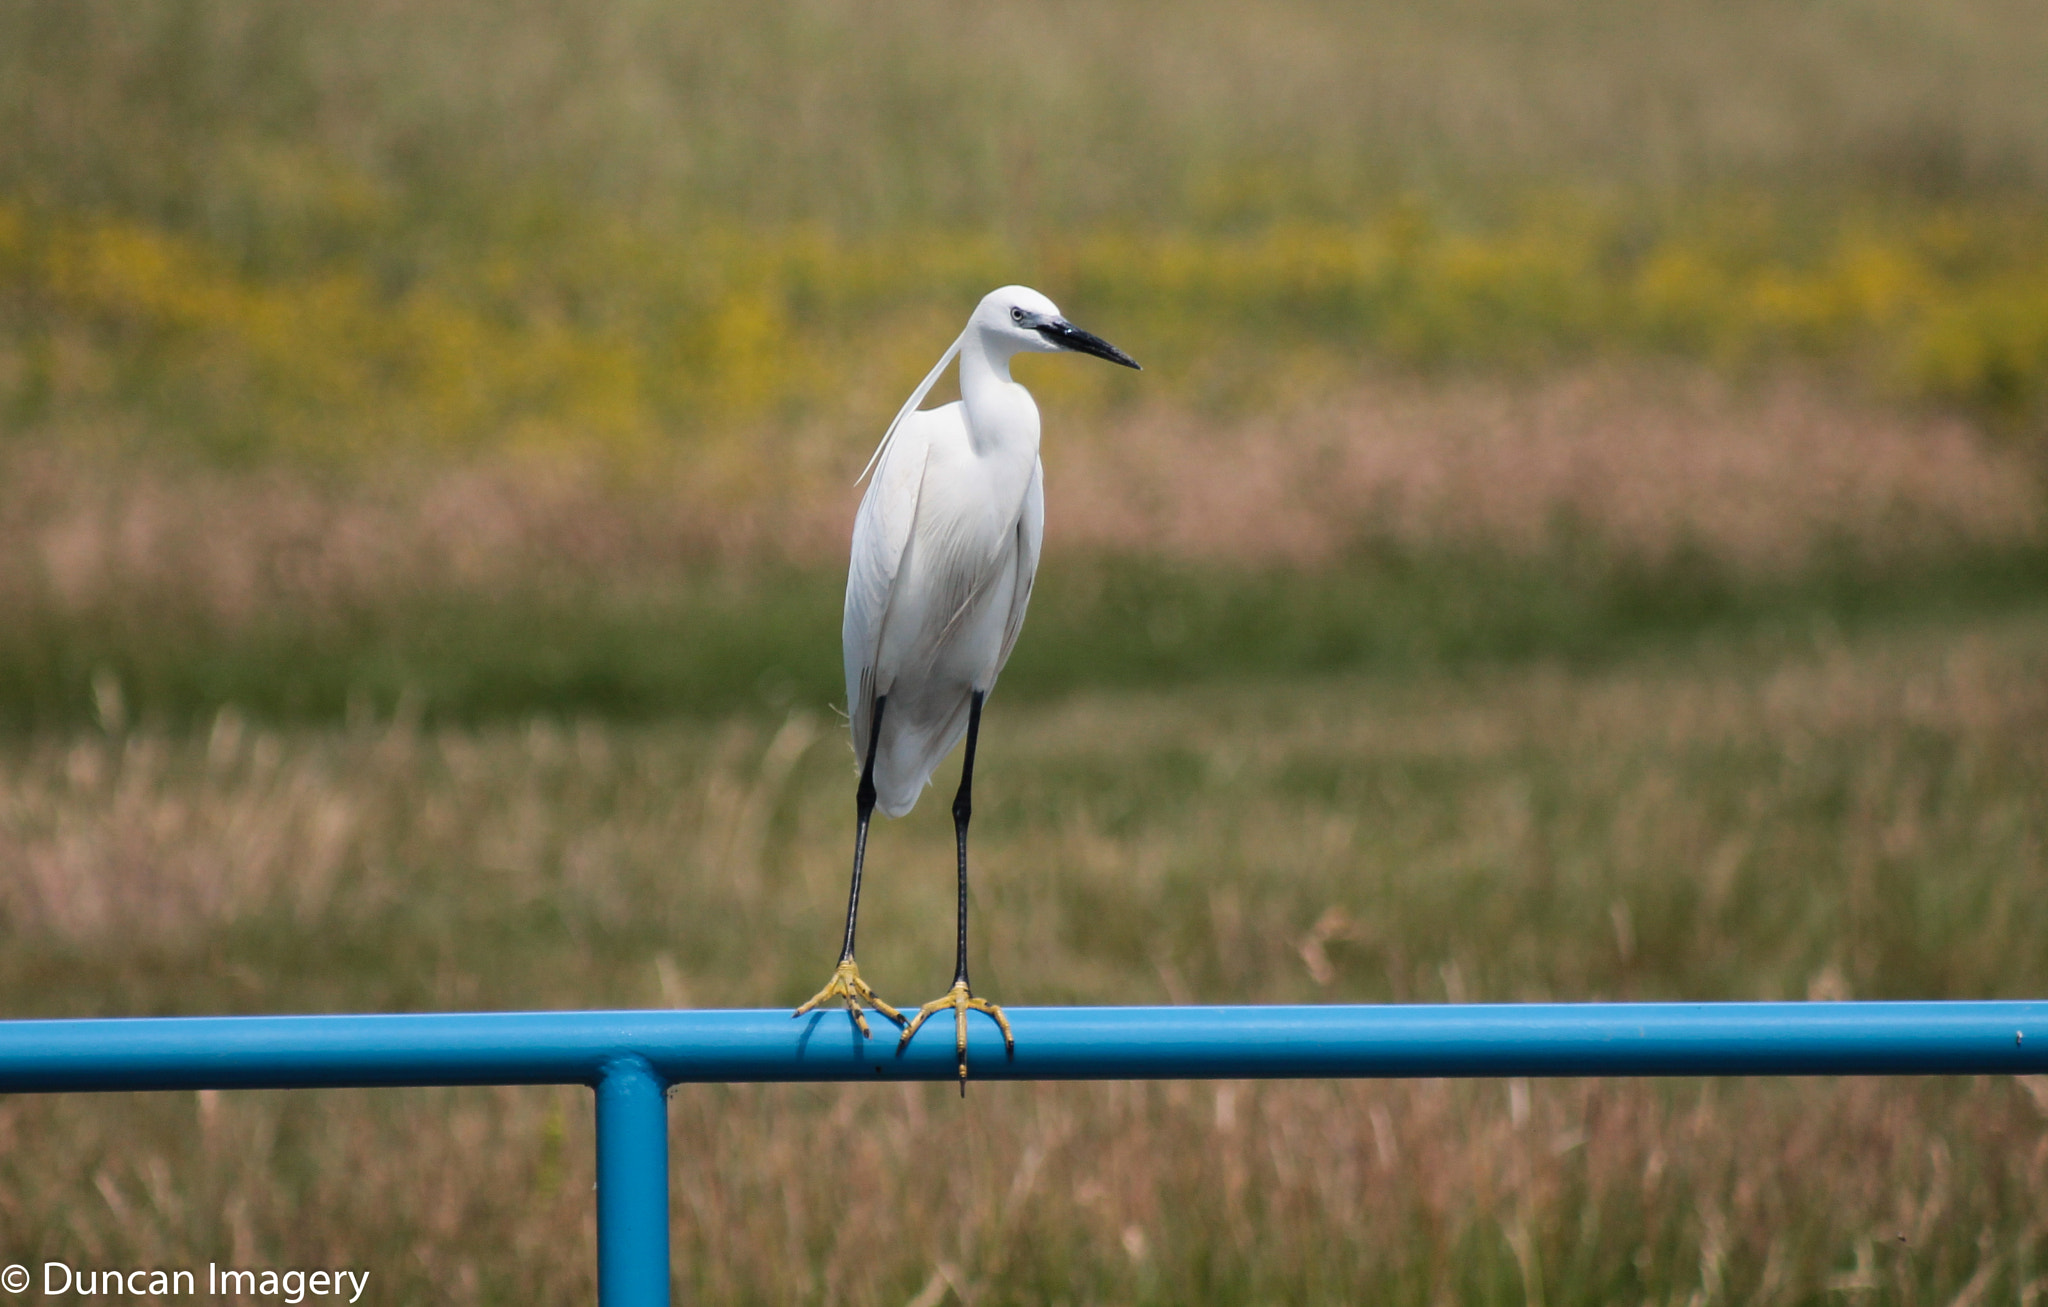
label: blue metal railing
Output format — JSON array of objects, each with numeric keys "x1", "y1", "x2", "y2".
[{"x1": 4, "y1": 1002, "x2": 2044, "y2": 1304}]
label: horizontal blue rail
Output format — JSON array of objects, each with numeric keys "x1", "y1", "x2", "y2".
[
  {"x1": 3, "y1": 1001, "x2": 2044, "y2": 1092},
  {"x1": 9, "y1": 1002, "x2": 2042, "y2": 1306}
]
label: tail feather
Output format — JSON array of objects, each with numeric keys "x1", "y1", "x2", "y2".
[{"x1": 871, "y1": 687, "x2": 974, "y2": 818}]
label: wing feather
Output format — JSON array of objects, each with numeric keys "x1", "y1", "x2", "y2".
[
  {"x1": 864, "y1": 464, "x2": 1031, "y2": 816},
  {"x1": 993, "y1": 455, "x2": 1044, "y2": 676},
  {"x1": 842, "y1": 405, "x2": 937, "y2": 756}
]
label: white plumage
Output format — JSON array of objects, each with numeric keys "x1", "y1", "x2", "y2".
[
  {"x1": 845, "y1": 370, "x2": 1044, "y2": 814},
  {"x1": 843, "y1": 285, "x2": 1094, "y2": 813}
]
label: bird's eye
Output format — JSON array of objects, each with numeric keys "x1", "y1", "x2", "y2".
[{"x1": 1010, "y1": 307, "x2": 1026, "y2": 323}]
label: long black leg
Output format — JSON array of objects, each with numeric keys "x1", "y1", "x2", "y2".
[
  {"x1": 950, "y1": 692, "x2": 984, "y2": 988},
  {"x1": 794, "y1": 694, "x2": 900, "y2": 1033},
  {"x1": 839, "y1": 695, "x2": 887, "y2": 964},
  {"x1": 896, "y1": 690, "x2": 1011, "y2": 1084}
]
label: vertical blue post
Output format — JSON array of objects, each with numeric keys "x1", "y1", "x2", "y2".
[{"x1": 595, "y1": 1055, "x2": 670, "y2": 1307}]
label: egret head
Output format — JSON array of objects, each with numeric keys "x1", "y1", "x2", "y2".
[{"x1": 973, "y1": 285, "x2": 1141, "y2": 370}]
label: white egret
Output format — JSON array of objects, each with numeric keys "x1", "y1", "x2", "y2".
[{"x1": 794, "y1": 286, "x2": 1140, "y2": 1085}]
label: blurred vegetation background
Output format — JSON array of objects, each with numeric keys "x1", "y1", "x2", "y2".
[
  {"x1": 3, "y1": 1, "x2": 2047, "y2": 1303},
  {"x1": 1, "y1": 0, "x2": 2045, "y2": 730},
  {"x1": 5, "y1": 0, "x2": 2048, "y2": 467}
]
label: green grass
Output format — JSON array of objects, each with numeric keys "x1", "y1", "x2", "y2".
[
  {"x1": 10, "y1": 0, "x2": 2048, "y2": 238},
  {"x1": 7, "y1": 542, "x2": 2042, "y2": 734}
]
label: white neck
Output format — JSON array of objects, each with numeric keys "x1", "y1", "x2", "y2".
[{"x1": 957, "y1": 329, "x2": 1040, "y2": 460}]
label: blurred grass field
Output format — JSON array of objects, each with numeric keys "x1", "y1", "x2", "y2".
[
  {"x1": 6, "y1": 0, "x2": 2048, "y2": 463},
  {"x1": 9, "y1": 195, "x2": 2048, "y2": 463},
  {"x1": 4, "y1": 612, "x2": 2046, "y2": 1302},
  {"x1": 3, "y1": 0, "x2": 2048, "y2": 1302}
]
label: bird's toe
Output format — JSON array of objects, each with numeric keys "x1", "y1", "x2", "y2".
[
  {"x1": 899, "y1": 982, "x2": 1013, "y2": 1087},
  {"x1": 792, "y1": 959, "x2": 903, "y2": 1036}
]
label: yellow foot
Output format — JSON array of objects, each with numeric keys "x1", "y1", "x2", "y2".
[
  {"x1": 792, "y1": 959, "x2": 904, "y2": 1038},
  {"x1": 898, "y1": 982, "x2": 1015, "y2": 1089}
]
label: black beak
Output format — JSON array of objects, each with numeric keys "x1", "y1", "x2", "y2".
[{"x1": 1036, "y1": 318, "x2": 1141, "y2": 370}]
